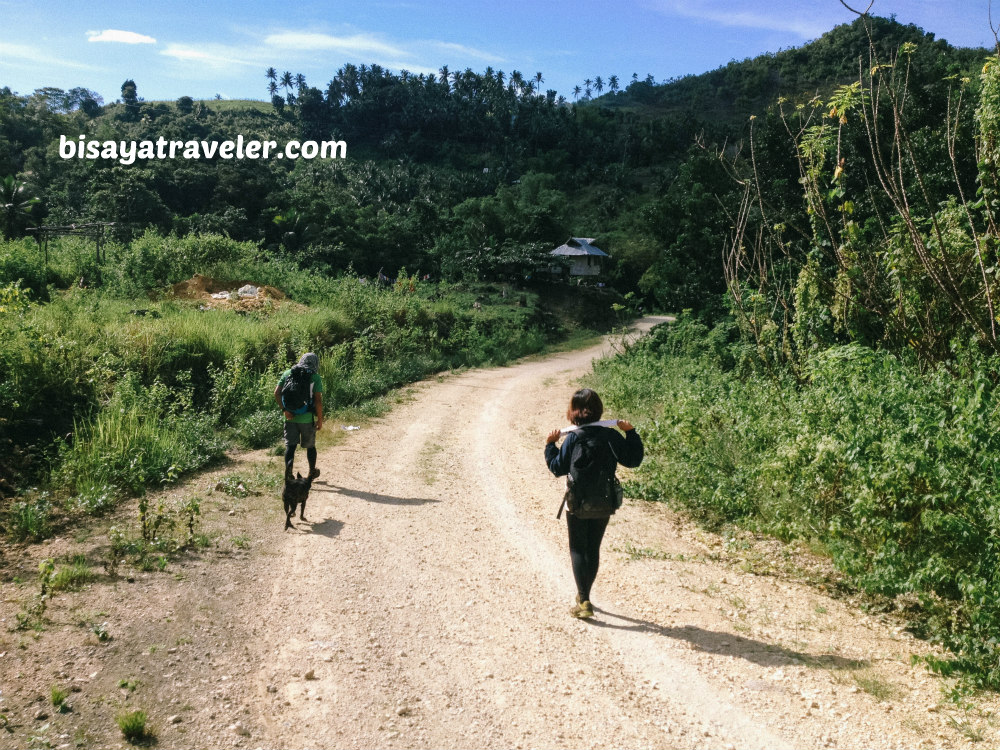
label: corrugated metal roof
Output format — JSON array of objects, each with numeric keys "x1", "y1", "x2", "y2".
[{"x1": 550, "y1": 237, "x2": 609, "y2": 257}]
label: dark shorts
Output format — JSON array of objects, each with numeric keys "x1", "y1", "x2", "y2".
[{"x1": 283, "y1": 420, "x2": 316, "y2": 450}]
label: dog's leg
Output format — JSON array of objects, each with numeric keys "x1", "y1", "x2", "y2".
[{"x1": 299, "y1": 497, "x2": 307, "y2": 521}]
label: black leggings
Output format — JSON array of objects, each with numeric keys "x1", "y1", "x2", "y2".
[
  {"x1": 566, "y1": 514, "x2": 610, "y2": 602},
  {"x1": 285, "y1": 445, "x2": 317, "y2": 476}
]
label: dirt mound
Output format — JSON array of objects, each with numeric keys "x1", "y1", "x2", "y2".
[{"x1": 169, "y1": 274, "x2": 289, "y2": 311}]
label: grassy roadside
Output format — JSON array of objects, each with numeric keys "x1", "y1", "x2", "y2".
[
  {"x1": 1, "y1": 233, "x2": 618, "y2": 547},
  {"x1": 590, "y1": 314, "x2": 1000, "y2": 691}
]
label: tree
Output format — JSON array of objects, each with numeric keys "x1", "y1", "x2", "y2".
[
  {"x1": 120, "y1": 79, "x2": 140, "y2": 121},
  {"x1": 572, "y1": 85, "x2": 582, "y2": 101},
  {"x1": 594, "y1": 76, "x2": 604, "y2": 96},
  {"x1": 608, "y1": 75, "x2": 619, "y2": 94},
  {"x1": 176, "y1": 96, "x2": 194, "y2": 114},
  {"x1": 0, "y1": 175, "x2": 40, "y2": 239},
  {"x1": 266, "y1": 67, "x2": 277, "y2": 95}
]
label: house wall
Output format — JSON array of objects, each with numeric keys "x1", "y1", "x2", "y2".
[{"x1": 570, "y1": 256, "x2": 602, "y2": 276}]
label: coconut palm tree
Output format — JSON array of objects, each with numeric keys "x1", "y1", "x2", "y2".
[
  {"x1": 572, "y1": 84, "x2": 581, "y2": 100},
  {"x1": 1, "y1": 175, "x2": 40, "y2": 240},
  {"x1": 594, "y1": 76, "x2": 604, "y2": 95},
  {"x1": 265, "y1": 67, "x2": 277, "y2": 96},
  {"x1": 608, "y1": 74, "x2": 619, "y2": 94}
]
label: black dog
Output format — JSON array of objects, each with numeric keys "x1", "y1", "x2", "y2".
[{"x1": 282, "y1": 473, "x2": 313, "y2": 530}]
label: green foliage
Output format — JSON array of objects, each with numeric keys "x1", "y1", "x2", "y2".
[
  {"x1": 50, "y1": 685, "x2": 69, "y2": 710},
  {"x1": 0, "y1": 234, "x2": 554, "y2": 536},
  {"x1": 115, "y1": 710, "x2": 150, "y2": 743},
  {"x1": 49, "y1": 554, "x2": 94, "y2": 592},
  {"x1": 594, "y1": 317, "x2": 1000, "y2": 688},
  {"x1": 215, "y1": 475, "x2": 251, "y2": 498},
  {"x1": 57, "y1": 372, "x2": 228, "y2": 498},
  {"x1": 236, "y1": 409, "x2": 283, "y2": 449},
  {"x1": 7, "y1": 495, "x2": 52, "y2": 542}
]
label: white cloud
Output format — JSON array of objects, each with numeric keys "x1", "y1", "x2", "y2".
[
  {"x1": 431, "y1": 41, "x2": 505, "y2": 64},
  {"x1": 87, "y1": 29, "x2": 157, "y2": 44},
  {"x1": 264, "y1": 31, "x2": 406, "y2": 58},
  {"x1": 160, "y1": 43, "x2": 260, "y2": 71},
  {"x1": 0, "y1": 42, "x2": 98, "y2": 71},
  {"x1": 647, "y1": 0, "x2": 828, "y2": 39}
]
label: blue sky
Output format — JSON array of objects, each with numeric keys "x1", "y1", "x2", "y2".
[{"x1": 0, "y1": 0, "x2": 995, "y2": 104}]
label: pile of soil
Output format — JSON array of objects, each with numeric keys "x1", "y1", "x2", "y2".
[{"x1": 169, "y1": 274, "x2": 289, "y2": 312}]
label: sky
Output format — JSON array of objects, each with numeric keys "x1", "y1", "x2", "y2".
[{"x1": 0, "y1": 0, "x2": 996, "y2": 104}]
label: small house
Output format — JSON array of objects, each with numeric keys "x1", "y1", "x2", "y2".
[{"x1": 550, "y1": 237, "x2": 609, "y2": 277}]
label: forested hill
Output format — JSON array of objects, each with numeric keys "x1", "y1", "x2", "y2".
[
  {"x1": 599, "y1": 15, "x2": 987, "y2": 129},
  {"x1": 0, "y1": 16, "x2": 991, "y2": 308}
]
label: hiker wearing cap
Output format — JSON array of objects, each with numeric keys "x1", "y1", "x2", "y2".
[
  {"x1": 274, "y1": 352, "x2": 324, "y2": 481},
  {"x1": 545, "y1": 388, "x2": 643, "y2": 619}
]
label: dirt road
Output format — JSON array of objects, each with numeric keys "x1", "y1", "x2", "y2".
[{"x1": 2, "y1": 318, "x2": 993, "y2": 749}]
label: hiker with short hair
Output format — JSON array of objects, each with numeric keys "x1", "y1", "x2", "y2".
[
  {"x1": 275, "y1": 352, "x2": 324, "y2": 481},
  {"x1": 545, "y1": 388, "x2": 643, "y2": 619}
]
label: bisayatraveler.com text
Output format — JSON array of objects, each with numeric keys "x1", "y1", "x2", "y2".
[{"x1": 58, "y1": 134, "x2": 347, "y2": 165}]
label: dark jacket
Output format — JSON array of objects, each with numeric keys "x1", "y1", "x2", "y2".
[{"x1": 545, "y1": 425, "x2": 644, "y2": 478}]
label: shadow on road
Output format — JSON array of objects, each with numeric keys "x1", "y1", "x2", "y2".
[
  {"x1": 587, "y1": 607, "x2": 867, "y2": 671},
  {"x1": 314, "y1": 484, "x2": 440, "y2": 506},
  {"x1": 305, "y1": 518, "x2": 344, "y2": 538}
]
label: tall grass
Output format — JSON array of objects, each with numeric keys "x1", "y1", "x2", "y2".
[
  {"x1": 0, "y1": 233, "x2": 556, "y2": 528},
  {"x1": 592, "y1": 315, "x2": 1000, "y2": 688}
]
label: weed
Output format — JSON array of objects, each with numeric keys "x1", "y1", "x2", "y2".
[
  {"x1": 91, "y1": 622, "x2": 111, "y2": 642},
  {"x1": 231, "y1": 535, "x2": 251, "y2": 549},
  {"x1": 236, "y1": 409, "x2": 283, "y2": 449},
  {"x1": 115, "y1": 710, "x2": 150, "y2": 743},
  {"x1": 13, "y1": 560, "x2": 55, "y2": 631},
  {"x1": 814, "y1": 605, "x2": 828, "y2": 615},
  {"x1": 619, "y1": 542, "x2": 673, "y2": 561},
  {"x1": 7, "y1": 496, "x2": 52, "y2": 542},
  {"x1": 50, "y1": 686, "x2": 69, "y2": 710},
  {"x1": 49, "y1": 555, "x2": 94, "y2": 592},
  {"x1": 948, "y1": 714, "x2": 985, "y2": 743},
  {"x1": 118, "y1": 678, "x2": 141, "y2": 692},
  {"x1": 215, "y1": 475, "x2": 251, "y2": 498},
  {"x1": 853, "y1": 671, "x2": 899, "y2": 702}
]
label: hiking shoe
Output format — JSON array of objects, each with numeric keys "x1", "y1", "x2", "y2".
[
  {"x1": 308, "y1": 467, "x2": 321, "y2": 479},
  {"x1": 570, "y1": 600, "x2": 594, "y2": 619}
]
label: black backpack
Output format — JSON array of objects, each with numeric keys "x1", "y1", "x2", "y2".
[
  {"x1": 280, "y1": 364, "x2": 314, "y2": 415},
  {"x1": 565, "y1": 427, "x2": 623, "y2": 519}
]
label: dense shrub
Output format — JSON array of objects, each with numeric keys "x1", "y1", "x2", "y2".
[
  {"x1": 593, "y1": 315, "x2": 1000, "y2": 688},
  {"x1": 0, "y1": 234, "x2": 560, "y2": 530}
]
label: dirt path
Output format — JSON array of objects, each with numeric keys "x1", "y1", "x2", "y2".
[{"x1": 2, "y1": 317, "x2": 996, "y2": 749}]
